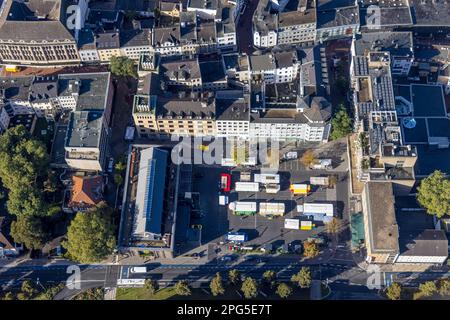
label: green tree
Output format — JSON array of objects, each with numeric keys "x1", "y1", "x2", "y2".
[
  {"x1": 386, "y1": 282, "x2": 402, "y2": 300},
  {"x1": 276, "y1": 283, "x2": 293, "y2": 299},
  {"x1": 241, "y1": 277, "x2": 258, "y2": 299},
  {"x1": 114, "y1": 161, "x2": 127, "y2": 173},
  {"x1": 10, "y1": 214, "x2": 48, "y2": 250},
  {"x1": 228, "y1": 269, "x2": 241, "y2": 285},
  {"x1": 262, "y1": 270, "x2": 276, "y2": 287},
  {"x1": 0, "y1": 126, "x2": 50, "y2": 217},
  {"x1": 114, "y1": 173, "x2": 124, "y2": 186},
  {"x1": 21, "y1": 280, "x2": 38, "y2": 298},
  {"x1": 110, "y1": 56, "x2": 137, "y2": 78},
  {"x1": 2, "y1": 292, "x2": 14, "y2": 300},
  {"x1": 418, "y1": 281, "x2": 437, "y2": 297},
  {"x1": 174, "y1": 280, "x2": 191, "y2": 296},
  {"x1": 325, "y1": 217, "x2": 342, "y2": 235},
  {"x1": 291, "y1": 267, "x2": 312, "y2": 289},
  {"x1": 417, "y1": 170, "x2": 450, "y2": 218},
  {"x1": 300, "y1": 149, "x2": 316, "y2": 168},
  {"x1": 438, "y1": 279, "x2": 450, "y2": 297},
  {"x1": 144, "y1": 279, "x2": 158, "y2": 296},
  {"x1": 210, "y1": 272, "x2": 225, "y2": 296},
  {"x1": 63, "y1": 202, "x2": 116, "y2": 263},
  {"x1": 330, "y1": 106, "x2": 352, "y2": 140},
  {"x1": 303, "y1": 240, "x2": 320, "y2": 259}
]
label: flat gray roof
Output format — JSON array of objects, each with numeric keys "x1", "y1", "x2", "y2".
[{"x1": 66, "y1": 111, "x2": 103, "y2": 148}]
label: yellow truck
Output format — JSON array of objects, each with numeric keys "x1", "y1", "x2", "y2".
[
  {"x1": 5, "y1": 65, "x2": 20, "y2": 72},
  {"x1": 290, "y1": 183, "x2": 311, "y2": 195}
]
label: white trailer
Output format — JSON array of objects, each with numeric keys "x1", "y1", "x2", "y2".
[
  {"x1": 254, "y1": 173, "x2": 280, "y2": 184},
  {"x1": 284, "y1": 218, "x2": 300, "y2": 230},
  {"x1": 130, "y1": 267, "x2": 147, "y2": 273},
  {"x1": 229, "y1": 201, "x2": 257, "y2": 215},
  {"x1": 310, "y1": 176, "x2": 329, "y2": 186},
  {"x1": 265, "y1": 183, "x2": 280, "y2": 194},
  {"x1": 303, "y1": 203, "x2": 334, "y2": 217},
  {"x1": 259, "y1": 202, "x2": 285, "y2": 217},
  {"x1": 235, "y1": 182, "x2": 260, "y2": 192}
]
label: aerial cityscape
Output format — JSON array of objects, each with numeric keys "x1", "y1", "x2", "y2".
[{"x1": 0, "y1": 0, "x2": 449, "y2": 306}]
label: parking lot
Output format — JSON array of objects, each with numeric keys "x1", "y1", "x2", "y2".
[{"x1": 191, "y1": 143, "x2": 350, "y2": 253}]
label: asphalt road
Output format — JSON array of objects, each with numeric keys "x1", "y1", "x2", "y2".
[{"x1": 236, "y1": 0, "x2": 259, "y2": 54}]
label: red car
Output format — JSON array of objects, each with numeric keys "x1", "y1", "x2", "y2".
[{"x1": 220, "y1": 173, "x2": 231, "y2": 192}]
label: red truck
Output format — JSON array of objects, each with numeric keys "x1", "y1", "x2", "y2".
[{"x1": 220, "y1": 173, "x2": 231, "y2": 192}]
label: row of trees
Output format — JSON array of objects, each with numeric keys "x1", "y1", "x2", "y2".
[
  {"x1": 141, "y1": 267, "x2": 313, "y2": 300},
  {"x1": 386, "y1": 279, "x2": 450, "y2": 300}
]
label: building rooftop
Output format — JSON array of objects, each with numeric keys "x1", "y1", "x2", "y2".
[
  {"x1": 0, "y1": 0, "x2": 75, "y2": 43},
  {"x1": 156, "y1": 97, "x2": 215, "y2": 119},
  {"x1": 95, "y1": 30, "x2": 120, "y2": 49},
  {"x1": 354, "y1": 32, "x2": 414, "y2": 58},
  {"x1": 363, "y1": 182, "x2": 399, "y2": 255},
  {"x1": 29, "y1": 76, "x2": 58, "y2": 103},
  {"x1": 410, "y1": 0, "x2": 450, "y2": 26},
  {"x1": 133, "y1": 147, "x2": 168, "y2": 238},
  {"x1": 65, "y1": 111, "x2": 103, "y2": 148},
  {"x1": 120, "y1": 28, "x2": 151, "y2": 48},
  {"x1": 188, "y1": 0, "x2": 219, "y2": 11},
  {"x1": 215, "y1": 91, "x2": 249, "y2": 121},
  {"x1": 317, "y1": 5, "x2": 359, "y2": 28},
  {"x1": 58, "y1": 72, "x2": 111, "y2": 111},
  {"x1": 0, "y1": 76, "x2": 34, "y2": 101},
  {"x1": 249, "y1": 54, "x2": 276, "y2": 71},
  {"x1": 160, "y1": 57, "x2": 201, "y2": 82},
  {"x1": 199, "y1": 60, "x2": 226, "y2": 83},
  {"x1": 153, "y1": 26, "x2": 181, "y2": 45},
  {"x1": 68, "y1": 175, "x2": 103, "y2": 210}
]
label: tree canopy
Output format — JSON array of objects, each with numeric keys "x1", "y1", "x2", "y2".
[
  {"x1": 417, "y1": 170, "x2": 450, "y2": 218},
  {"x1": 63, "y1": 202, "x2": 116, "y2": 263},
  {"x1": 174, "y1": 280, "x2": 191, "y2": 296},
  {"x1": 210, "y1": 272, "x2": 225, "y2": 296},
  {"x1": 0, "y1": 125, "x2": 50, "y2": 217},
  {"x1": 303, "y1": 240, "x2": 320, "y2": 258},
  {"x1": 10, "y1": 214, "x2": 48, "y2": 250},
  {"x1": 241, "y1": 277, "x2": 258, "y2": 299},
  {"x1": 276, "y1": 283, "x2": 293, "y2": 299},
  {"x1": 291, "y1": 267, "x2": 312, "y2": 288},
  {"x1": 330, "y1": 106, "x2": 352, "y2": 140},
  {"x1": 110, "y1": 56, "x2": 137, "y2": 78},
  {"x1": 386, "y1": 282, "x2": 402, "y2": 300}
]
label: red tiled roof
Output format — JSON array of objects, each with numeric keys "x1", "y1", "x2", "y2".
[{"x1": 68, "y1": 175, "x2": 103, "y2": 210}]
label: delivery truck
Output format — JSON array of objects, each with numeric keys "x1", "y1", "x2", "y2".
[
  {"x1": 235, "y1": 182, "x2": 260, "y2": 192},
  {"x1": 219, "y1": 195, "x2": 229, "y2": 206},
  {"x1": 290, "y1": 183, "x2": 311, "y2": 195},
  {"x1": 284, "y1": 218, "x2": 300, "y2": 230},
  {"x1": 228, "y1": 201, "x2": 257, "y2": 215},
  {"x1": 264, "y1": 183, "x2": 280, "y2": 194},
  {"x1": 259, "y1": 202, "x2": 285, "y2": 217},
  {"x1": 226, "y1": 232, "x2": 248, "y2": 243},
  {"x1": 254, "y1": 173, "x2": 280, "y2": 184},
  {"x1": 302, "y1": 203, "x2": 334, "y2": 216},
  {"x1": 300, "y1": 220, "x2": 315, "y2": 230},
  {"x1": 309, "y1": 176, "x2": 329, "y2": 186}
]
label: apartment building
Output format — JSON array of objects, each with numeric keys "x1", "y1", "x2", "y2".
[
  {"x1": 215, "y1": 90, "x2": 250, "y2": 139},
  {"x1": 0, "y1": 0, "x2": 82, "y2": 67},
  {"x1": 96, "y1": 30, "x2": 121, "y2": 63},
  {"x1": 222, "y1": 53, "x2": 250, "y2": 83},
  {"x1": 277, "y1": 0, "x2": 316, "y2": 46},
  {"x1": 159, "y1": 0, "x2": 183, "y2": 17},
  {"x1": 253, "y1": 0, "x2": 316, "y2": 48},
  {"x1": 120, "y1": 29, "x2": 152, "y2": 60},
  {"x1": 316, "y1": 5, "x2": 359, "y2": 42},
  {"x1": 249, "y1": 50, "x2": 299, "y2": 84}
]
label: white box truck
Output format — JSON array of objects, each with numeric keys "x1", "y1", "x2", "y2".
[
  {"x1": 254, "y1": 173, "x2": 280, "y2": 184},
  {"x1": 130, "y1": 267, "x2": 147, "y2": 273},
  {"x1": 229, "y1": 201, "x2": 257, "y2": 215},
  {"x1": 219, "y1": 195, "x2": 229, "y2": 206},
  {"x1": 235, "y1": 182, "x2": 260, "y2": 192},
  {"x1": 259, "y1": 202, "x2": 285, "y2": 217},
  {"x1": 311, "y1": 159, "x2": 332, "y2": 170},
  {"x1": 310, "y1": 176, "x2": 329, "y2": 186},
  {"x1": 265, "y1": 183, "x2": 280, "y2": 194},
  {"x1": 284, "y1": 218, "x2": 300, "y2": 230},
  {"x1": 303, "y1": 203, "x2": 334, "y2": 217}
]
